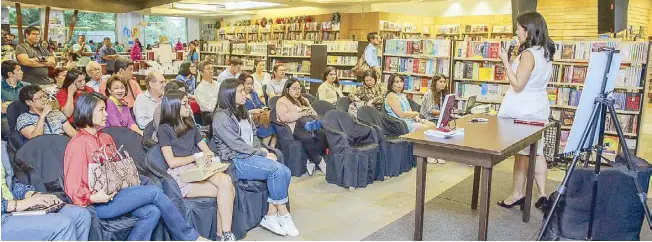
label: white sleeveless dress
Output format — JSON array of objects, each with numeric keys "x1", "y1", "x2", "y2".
[{"x1": 498, "y1": 46, "x2": 552, "y2": 156}]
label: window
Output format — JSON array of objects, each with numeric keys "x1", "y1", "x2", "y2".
[
  {"x1": 8, "y1": 7, "x2": 41, "y2": 36},
  {"x1": 64, "y1": 11, "x2": 116, "y2": 46},
  {"x1": 144, "y1": 15, "x2": 187, "y2": 48}
]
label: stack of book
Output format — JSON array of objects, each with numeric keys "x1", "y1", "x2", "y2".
[
  {"x1": 453, "y1": 62, "x2": 505, "y2": 81},
  {"x1": 270, "y1": 43, "x2": 311, "y2": 56},
  {"x1": 454, "y1": 40, "x2": 510, "y2": 59},
  {"x1": 324, "y1": 41, "x2": 357, "y2": 53},
  {"x1": 327, "y1": 56, "x2": 357, "y2": 65}
]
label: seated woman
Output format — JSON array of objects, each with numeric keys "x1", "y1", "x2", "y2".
[
  {"x1": 210, "y1": 78, "x2": 298, "y2": 237},
  {"x1": 56, "y1": 69, "x2": 95, "y2": 123},
  {"x1": 384, "y1": 74, "x2": 434, "y2": 132},
  {"x1": 419, "y1": 74, "x2": 449, "y2": 122},
  {"x1": 348, "y1": 70, "x2": 384, "y2": 114},
  {"x1": 158, "y1": 90, "x2": 236, "y2": 241},
  {"x1": 63, "y1": 93, "x2": 207, "y2": 241},
  {"x1": 1, "y1": 142, "x2": 91, "y2": 241},
  {"x1": 316, "y1": 66, "x2": 342, "y2": 105},
  {"x1": 42, "y1": 67, "x2": 67, "y2": 108},
  {"x1": 17, "y1": 85, "x2": 77, "y2": 140},
  {"x1": 239, "y1": 73, "x2": 276, "y2": 147},
  {"x1": 276, "y1": 78, "x2": 327, "y2": 175},
  {"x1": 264, "y1": 64, "x2": 288, "y2": 100},
  {"x1": 176, "y1": 61, "x2": 197, "y2": 95},
  {"x1": 150, "y1": 80, "x2": 189, "y2": 142},
  {"x1": 104, "y1": 76, "x2": 142, "y2": 135}
]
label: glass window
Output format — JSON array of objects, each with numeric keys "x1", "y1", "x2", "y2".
[
  {"x1": 8, "y1": 7, "x2": 41, "y2": 35},
  {"x1": 63, "y1": 11, "x2": 116, "y2": 46},
  {"x1": 144, "y1": 15, "x2": 187, "y2": 48}
]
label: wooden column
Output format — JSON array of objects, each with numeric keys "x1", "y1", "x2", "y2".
[
  {"x1": 67, "y1": 10, "x2": 78, "y2": 44},
  {"x1": 43, "y1": 7, "x2": 50, "y2": 41},
  {"x1": 16, "y1": 3, "x2": 23, "y2": 44}
]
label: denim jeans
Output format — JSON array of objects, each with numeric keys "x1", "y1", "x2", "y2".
[
  {"x1": 233, "y1": 154, "x2": 291, "y2": 204},
  {"x1": 94, "y1": 185, "x2": 199, "y2": 241},
  {"x1": 1, "y1": 204, "x2": 91, "y2": 241}
]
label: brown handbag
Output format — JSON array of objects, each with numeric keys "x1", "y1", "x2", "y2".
[
  {"x1": 252, "y1": 109, "x2": 272, "y2": 128},
  {"x1": 352, "y1": 56, "x2": 370, "y2": 77},
  {"x1": 87, "y1": 145, "x2": 140, "y2": 195}
]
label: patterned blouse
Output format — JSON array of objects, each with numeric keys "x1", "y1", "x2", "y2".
[
  {"x1": 419, "y1": 91, "x2": 442, "y2": 121},
  {"x1": 349, "y1": 83, "x2": 384, "y2": 105}
]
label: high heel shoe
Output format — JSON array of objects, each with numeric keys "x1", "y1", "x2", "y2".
[
  {"x1": 535, "y1": 196, "x2": 548, "y2": 210},
  {"x1": 497, "y1": 197, "x2": 525, "y2": 210}
]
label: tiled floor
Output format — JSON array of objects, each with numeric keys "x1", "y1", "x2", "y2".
[{"x1": 242, "y1": 103, "x2": 652, "y2": 241}]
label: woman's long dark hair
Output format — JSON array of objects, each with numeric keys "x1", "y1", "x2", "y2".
[
  {"x1": 188, "y1": 42, "x2": 196, "y2": 59},
  {"x1": 74, "y1": 92, "x2": 107, "y2": 128},
  {"x1": 322, "y1": 66, "x2": 339, "y2": 87},
  {"x1": 386, "y1": 74, "x2": 404, "y2": 95},
  {"x1": 160, "y1": 90, "x2": 195, "y2": 137},
  {"x1": 253, "y1": 59, "x2": 265, "y2": 73},
  {"x1": 516, "y1": 11, "x2": 556, "y2": 62},
  {"x1": 178, "y1": 61, "x2": 194, "y2": 77},
  {"x1": 362, "y1": 70, "x2": 377, "y2": 87},
  {"x1": 281, "y1": 78, "x2": 309, "y2": 107},
  {"x1": 62, "y1": 69, "x2": 86, "y2": 90},
  {"x1": 430, "y1": 74, "x2": 449, "y2": 106},
  {"x1": 215, "y1": 78, "x2": 248, "y2": 120}
]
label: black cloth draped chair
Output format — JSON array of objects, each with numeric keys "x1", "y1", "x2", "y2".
[
  {"x1": 269, "y1": 96, "x2": 309, "y2": 176},
  {"x1": 322, "y1": 110, "x2": 380, "y2": 189},
  {"x1": 312, "y1": 100, "x2": 336, "y2": 117},
  {"x1": 336, "y1": 96, "x2": 352, "y2": 112},
  {"x1": 358, "y1": 106, "x2": 416, "y2": 176},
  {"x1": 302, "y1": 93, "x2": 317, "y2": 104}
]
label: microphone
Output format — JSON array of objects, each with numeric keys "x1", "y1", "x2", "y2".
[{"x1": 507, "y1": 39, "x2": 518, "y2": 61}]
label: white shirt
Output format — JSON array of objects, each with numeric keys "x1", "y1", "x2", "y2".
[
  {"x1": 216, "y1": 69, "x2": 241, "y2": 84},
  {"x1": 86, "y1": 79, "x2": 101, "y2": 92},
  {"x1": 72, "y1": 43, "x2": 92, "y2": 53},
  {"x1": 252, "y1": 72, "x2": 271, "y2": 95},
  {"x1": 265, "y1": 78, "x2": 287, "y2": 98},
  {"x1": 134, "y1": 91, "x2": 160, "y2": 129},
  {"x1": 195, "y1": 79, "x2": 222, "y2": 112}
]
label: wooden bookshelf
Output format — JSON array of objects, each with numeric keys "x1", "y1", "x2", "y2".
[{"x1": 324, "y1": 40, "x2": 360, "y2": 81}]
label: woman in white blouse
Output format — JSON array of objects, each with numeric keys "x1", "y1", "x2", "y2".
[{"x1": 252, "y1": 59, "x2": 271, "y2": 98}]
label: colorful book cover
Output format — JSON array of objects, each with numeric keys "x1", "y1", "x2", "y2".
[
  {"x1": 603, "y1": 135, "x2": 620, "y2": 155},
  {"x1": 561, "y1": 44, "x2": 575, "y2": 59}
]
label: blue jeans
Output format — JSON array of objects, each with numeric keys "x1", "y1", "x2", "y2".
[
  {"x1": 94, "y1": 185, "x2": 199, "y2": 241},
  {"x1": 2, "y1": 204, "x2": 91, "y2": 241},
  {"x1": 233, "y1": 154, "x2": 291, "y2": 204}
]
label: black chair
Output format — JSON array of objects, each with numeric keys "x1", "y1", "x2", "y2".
[
  {"x1": 269, "y1": 96, "x2": 309, "y2": 176},
  {"x1": 407, "y1": 98, "x2": 421, "y2": 113},
  {"x1": 312, "y1": 100, "x2": 336, "y2": 117},
  {"x1": 360, "y1": 106, "x2": 416, "y2": 176},
  {"x1": 202, "y1": 111, "x2": 213, "y2": 128},
  {"x1": 322, "y1": 110, "x2": 380, "y2": 189},
  {"x1": 15, "y1": 135, "x2": 140, "y2": 241},
  {"x1": 5, "y1": 101, "x2": 29, "y2": 150},
  {"x1": 336, "y1": 96, "x2": 352, "y2": 112},
  {"x1": 302, "y1": 93, "x2": 317, "y2": 104},
  {"x1": 262, "y1": 84, "x2": 269, "y2": 105},
  {"x1": 142, "y1": 121, "x2": 157, "y2": 149},
  {"x1": 102, "y1": 126, "x2": 162, "y2": 188}
]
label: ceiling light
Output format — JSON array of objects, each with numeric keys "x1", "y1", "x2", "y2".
[
  {"x1": 172, "y1": 3, "x2": 225, "y2": 12},
  {"x1": 224, "y1": 1, "x2": 283, "y2": 10}
]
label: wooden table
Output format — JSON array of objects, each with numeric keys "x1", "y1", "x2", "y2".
[{"x1": 401, "y1": 115, "x2": 553, "y2": 241}]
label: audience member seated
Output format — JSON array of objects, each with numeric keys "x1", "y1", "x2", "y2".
[
  {"x1": 265, "y1": 64, "x2": 287, "y2": 100},
  {"x1": 276, "y1": 78, "x2": 327, "y2": 175},
  {"x1": 103, "y1": 75, "x2": 142, "y2": 135},
  {"x1": 84, "y1": 61, "x2": 107, "y2": 93},
  {"x1": 134, "y1": 72, "x2": 165, "y2": 129},
  {"x1": 210, "y1": 78, "x2": 299, "y2": 237},
  {"x1": 176, "y1": 61, "x2": 197, "y2": 95},
  {"x1": 239, "y1": 73, "x2": 276, "y2": 147},
  {"x1": 56, "y1": 69, "x2": 94, "y2": 123},
  {"x1": 150, "y1": 80, "x2": 189, "y2": 142},
  {"x1": 1, "y1": 60, "x2": 29, "y2": 136},
  {"x1": 216, "y1": 57, "x2": 242, "y2": 83},
  {"x1": 348, "y1": 70, "x2": 384, "y2": 114},
  {"x1": 251, "y1": 59, "x2": 270, "y2": 97},
  {"x1": 195, "y1": 61, "x2": 220, "y2": 114},
  {"x1": 17, "y1": 85, "x2": 77, "y2": 139},
  {"x1": 158, "y1": 90, "x2": 236, "y2": 241},
  {"x1": 419, "y1": 74, "x2": 449, "y2": 122},
  {"x1": 384, "y1": 74, "x2": 434, "y2": 132},
  {"x1": 43, "y1": 67, "x2": 67, "y2": 107},
  {"x1": 63, "y1": 93, "x2": 207, "y2": 241},
  {"x1": 99, "y1": 58, "x2": 143, "y2": 108},
  {"x1": 1, "y1": 142, "x2": 91, "y2": 241},
  {"x1": 316, "y1": 66, "x2": 342, "y2": 105}
]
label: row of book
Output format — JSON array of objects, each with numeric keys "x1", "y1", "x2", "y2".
[
  {"x1": 549, "y1": 64, "x2": 644, "y2": 88},
  {"x1": 231, "y1": 43, "x2": 268, "y2": 55},
  {"x1": 327, "y1": 56, "x2": 357, "y2": 65},
  {"x1": 438, "y1": 25, "x2": 460, "y2": 34},
  {"x1": 325, "y1": 41, "x2": 358, "y2": 53},
  {"x1": 384, "y1": 39, "x2": 452, "y2": 56},
  {"x1": 336, "y1": 69, "x2": 356, "y2": 79},
  {"x1": 554, "y1": 109, "x2": 639, "y2": 134},
  {"x1": 558, "y1": 131, "x2": 635, "y2": 155},
  {"x1": 201, "y1": 41, "x2": 230, "y2": 53},
  {"x1": 200, "y1": 54, "x2": 227, "y2": 67},
  {"x1": 384, "y1": 57, "x2": 450, "y2": 76},
  {"x1": 547, "y1": 87, "x2": 581, "y2": 107},
  {"x1": 555, "y1": 41, "x2": 648, "y2": 63},
  {"x1": 304, "y1": 33, "x2": 322, "y2": 41},
  {"x1": 454, "y1": 40, "x2": 510, "y2": 59},
  {"x1": 322, "y1": 32, "x2": 340, "y2": 41},
  {"x1": 270, "y1": 43, "x2": 311, "y2": 56},
  {"x1": 271, "y1": 60, "x2": 311, "y2": 74},
  {"x1": 453, "y1": 61, "x2": 506, "y2": 81},
  {"x1": 455, "y1": 83, "x2": 509, "y2": 102},
  {"x1": 380, "y1": 74, "x2": 430, "y2": 93}
]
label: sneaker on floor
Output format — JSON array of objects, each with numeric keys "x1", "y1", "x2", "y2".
[
  {"x1": 437, "y1": 159, "x2": 446, "y2": 164},
  {"x1": 307, "y1": 160, "x2": 315, "y2": 176},
  {"x1": 427, "y1": 158, "x2": 437, "y2": 164},
  {"x1": 278, "y1": 214, "x2": 300, "y2": 237},
  {"x1": 318, "y1": 160, "x2": 327, "y2": 174},
  {"x1": 260, "y1": 214, "x2": 286, "y2": 236},
  {"x1": 221, "y1": 232, "x2": 235, "y2": 241}
]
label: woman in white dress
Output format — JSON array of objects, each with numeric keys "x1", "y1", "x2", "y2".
[{"x1": 496, "y1": 11, "x2": 555, "y2": 211}]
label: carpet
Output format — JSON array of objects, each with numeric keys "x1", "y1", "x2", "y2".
[{"x1": 364, "y1": 170, "x2": 652, "y2": 241}]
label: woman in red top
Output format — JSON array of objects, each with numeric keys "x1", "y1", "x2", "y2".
[
  {"x1": 62, "y1": 93, "x2": 207, "y2": 241},
  {"x1": 56, "y1": 69, "x2": 95, "y2": 123}
]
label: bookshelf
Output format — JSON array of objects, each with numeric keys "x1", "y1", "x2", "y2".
[
  {"x1": 324, "y1": 41, "x2": 359, "y2": 81},
  {"x1": 200, "y1": 40, "x2": 231, "y2": 71},
  {"x1": 381, "y1": 39, "x2": 453, "y2": 104},
  {"x1": 230, "y1": 42, "x2": 270, "y2": 71},
  {"x1": 550, "y1": 40, "x2": 650, "y2": 156}
]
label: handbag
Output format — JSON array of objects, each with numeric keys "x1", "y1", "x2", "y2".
[
  {"x1": 352, "y1": 55, "x2": 370, "y2": 77},
  {"x1": 252, "y1": 109, "x2": 272, "y2": 128},
  {"x1": 88, "y1": 144, "x2": 140, "y2": 195}
]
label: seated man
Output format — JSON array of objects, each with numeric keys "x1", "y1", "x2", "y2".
[
  {"x1": 1, "y1": 60, "x2": 30, "y2": 137},
  {"x1": 16, "y1": 85, "x2": 77, "y2": 140},
  {"x1": 1, "y1": 141, "x2": 91, "y2": 241},
  {"x1": 134, "y1": 71, "x2": 165, "y2": 129}
]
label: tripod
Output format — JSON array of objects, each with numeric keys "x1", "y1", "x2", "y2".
[{"x1": 537, "y1": 47, "x2": 652, "y2": 240}]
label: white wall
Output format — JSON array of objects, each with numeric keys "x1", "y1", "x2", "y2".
[
  {"x1": 370, "y1": 0, "x2": 512, "y2": 17},
  {"x1": 116, "y1": 12, "x2": 144, "y2": 47},
  {"x1": 187, "y1": 17, "x2": 200, "y2": 41}
]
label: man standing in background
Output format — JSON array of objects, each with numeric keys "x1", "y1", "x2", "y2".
[
  {"x1": 364, "y1": 32, "x2": 382, "y2": 77},
  {"x1": 98, "y1": 37, "x2": 119, "y2": 74},
  {"x1": 15, "y1": 26, "x2": 56, "y2": 85},
  {"x1": 72, "y1": 35, "x2": 93, "y2": 57}
]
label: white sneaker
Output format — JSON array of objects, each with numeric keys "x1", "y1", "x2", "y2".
[
  {"x1": 278, "y1": 214, "x2": 300, "y2": 237},
  {"x1": 307, "y1": 160, "x2": 315, "y2": 176},
  {"x1": 437, "y1": 159, "x2": 446, "y2": 164},
  {"x1": 260, "y1": 214, "x2": 286, "y2": 236},
  {"x1": 318, "y1": 159, "x2": 327, "y2": 174},
  {"x1": 427, "y1": 158, "x2": 437, "y2": 164}
]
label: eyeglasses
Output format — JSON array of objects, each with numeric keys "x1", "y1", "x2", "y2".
[
  {"x1": 289, "y1": 87, "x2": 301, "y2": 91},
  {"x1": 31, "y1": 95, "x2": 47, "y2": 101}
]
